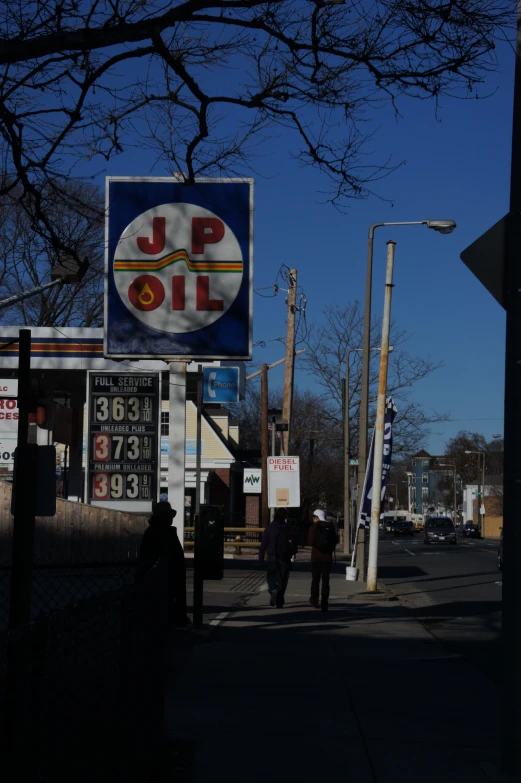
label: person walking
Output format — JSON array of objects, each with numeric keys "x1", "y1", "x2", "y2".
[
  {"x1": 308, "y1": 509, "x2": 338, "y2": 612},
  {"x1": 259, "y1": 508, "x2": 298, "y2": 608},
  {"x1": 136, "y1": 500, "x2": 188, "y2": 626}
]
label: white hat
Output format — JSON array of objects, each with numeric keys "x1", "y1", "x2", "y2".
[{"x1": 313, "y1": 509, "x2": 326, "y2": 522}]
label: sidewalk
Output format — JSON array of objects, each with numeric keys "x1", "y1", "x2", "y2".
[{"x1": 164, "y1": 559, "x2": 505, "y2": 782}]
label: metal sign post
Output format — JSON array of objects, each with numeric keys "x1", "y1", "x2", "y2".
[
  {"x1": 9, "y1": 329, "x2": 37, "y2": 630},
  {"x1": 193, "y1": 366, "x2": 203, "y2": 626},
  {"x1": 167, "y1": 362, "x2": 187, "y2": 547}
]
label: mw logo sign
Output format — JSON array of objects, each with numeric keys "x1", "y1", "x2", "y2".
[{"x1": 243, "y1": 468, "x2": 262, "y2": 494}]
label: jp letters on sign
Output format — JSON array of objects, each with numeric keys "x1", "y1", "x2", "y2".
[{"x1": 105, "y1": 179, "x2": 252, "y2": 358}]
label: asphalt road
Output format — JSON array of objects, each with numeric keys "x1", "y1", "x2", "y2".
[{"x1": 377, "y1": 532, "x2": 502, "y2": 683}]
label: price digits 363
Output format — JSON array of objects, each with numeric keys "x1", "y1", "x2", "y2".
[{"x1": 93, "y1": 395, "x2": 152, "y2": 423}]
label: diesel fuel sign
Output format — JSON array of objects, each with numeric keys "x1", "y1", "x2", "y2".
[{"x1": 86, "y1": 372, "x2": 160, "y2": 511}]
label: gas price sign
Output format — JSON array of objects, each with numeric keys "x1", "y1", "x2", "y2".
[{"x1": 87, "y1": 372, "x2": 160, "y2": 511}]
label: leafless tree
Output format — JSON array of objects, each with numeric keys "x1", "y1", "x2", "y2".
[
  {"x1": 0, "y1": 181, "x2": 104, "y2": 326},
  {"x1": 232, "y1": 384, "x2": 343, "y2": 515},
  {"x1": 0, "y1": 0, "x2": 512, "y2": 263},
  {"x1": 302, "y1": 300, "x2": 450, "y2": 456}
]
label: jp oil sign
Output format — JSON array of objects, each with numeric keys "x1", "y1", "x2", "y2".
[{"x1": 105, "y1": 177, "x2": 253, "y2": 359}]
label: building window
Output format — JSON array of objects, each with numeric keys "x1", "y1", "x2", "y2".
[
  {"x1": 411, "y1": 474, "x2": 416, "y2": 483},
  {"x1": 423, "y1": 459, "x2": 430, "y2": 466},
  {"x1": 411, "y1": 488, "x2": 416, "y2": 502},
  {"x1": 422, "y1": 473, "x2": 428, "y2": 484},
  {"x1": 161, "y1": 411, "x2": 169, "y2": 436},
  {"x1": 412, "y1": 458, "x2": 416, "y2": 467},
  {"x1": 422, "y1": 487, "x2": 429, "y2": 498}
]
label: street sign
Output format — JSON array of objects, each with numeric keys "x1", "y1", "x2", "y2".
[
  {"x1": 243, "y1": 468, "x2": 262, "y2": 493},
  {"x1": 203, "y1": 366, "x2": 240, "y2": 403},
  {"x1": 105, "y1": 177, "x2": 253, "y2": 359},
  {"x1": 480, "y1": 505, "x2": 486, "y2": 515},
  {"x1": 86, "y1": 372, "x2": 160, "y2": 512},
  {"x1": 459, "y1": 214, "x2": 521, "y2": 309},
  {"x1": 267, "y1": 457, "x2": 300, "y2": 507},
  {"x1": 0, "y1": 379, "x2": 18, "y2": 465}
]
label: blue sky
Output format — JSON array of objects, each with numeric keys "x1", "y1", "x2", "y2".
[
  {"x1": 245, "y1": 47, "x2": 512, "y2": 454},
  {"x1": 98, "y1": 35, "x2": 512, "y2": 455}
]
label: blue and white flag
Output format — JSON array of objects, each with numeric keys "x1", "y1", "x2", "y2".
[{"x1": 358, "y1": 398, "x2": 398, "y2": 528}]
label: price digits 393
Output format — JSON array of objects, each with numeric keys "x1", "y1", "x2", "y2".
[{"x1": 92, "y1": 472, "x2": 151, "y2": 500}]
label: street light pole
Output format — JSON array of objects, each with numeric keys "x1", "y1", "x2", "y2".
[
  {"x1": 343, "y1": 350, "x2": 352, "y2": 555},
  {"x1": 357, "y1": 218, "x2": 456, "y2": 581},
  {"x1": 367, "y1": 240, "x2": 396, "y2": 593},
  {"x1": 346, "y1": 346, "x2": 387, "y2": 556}
]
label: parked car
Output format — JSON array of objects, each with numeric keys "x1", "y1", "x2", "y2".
[
  {"x1": 391, "y1": 519, "x2": 414, "y2": 537},
  {"x1": 459, "y1": 523, "x2": 480, "y2": 539},
  {"x1": 424, "y1": 517, "x2": 457, "y2": 545},
  {"x1": 498, "y1": 529, "x2": 503, "y2": 571}
]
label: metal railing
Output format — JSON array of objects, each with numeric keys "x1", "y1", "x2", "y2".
[{"x1": 184, "y1": 526, "x2": 264, "y2": 554}]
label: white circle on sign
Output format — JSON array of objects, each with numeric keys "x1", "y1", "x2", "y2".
[{"x1": 113, "y1": 203, "x2": 243, "y2": 333}]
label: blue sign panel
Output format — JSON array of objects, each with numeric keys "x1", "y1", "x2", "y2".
[
  {"x1": 105, "y1": 178, "x2": 253, "y2": 359},
  {"x1": 203, "y1": 367, "x2": 240, "y2": 404}
]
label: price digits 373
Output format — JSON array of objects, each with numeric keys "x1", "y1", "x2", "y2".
[{"x1": 93, "y1": 434, "x2": 152, "y2": 461}]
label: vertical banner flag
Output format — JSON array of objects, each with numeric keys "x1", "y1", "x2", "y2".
[{"x1": 358, "y1": 398, "x2": 398, "y2": 528}]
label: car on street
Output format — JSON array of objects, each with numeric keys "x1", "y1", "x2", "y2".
[
  {"x1": 424, "y1": 517, "x2": 457, "y2": 545},
  {"x1": 459, "y1": 523, "x2": 480, "y2": 539},
  {"x1": 498, "y1": 529, "x2": 503, "y2": 571},
  {"x1": 391, "y1": 519, "x2": 414, "y2": 536}
]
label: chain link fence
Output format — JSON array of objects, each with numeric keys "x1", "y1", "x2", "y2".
[
  {"x1": 0, "y1": 562, "x2": 139, "y2": 632},
  {"x1": 0, "y1": 556, "x2": 168, "y2": 782}
]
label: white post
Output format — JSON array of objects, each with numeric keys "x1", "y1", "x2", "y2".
[
  {"x1": 367, "y1": 240, "x2": 395, "y2": 592},
  {"x1": 168, "y1": 362, "x2": 187, "y2": 548}
]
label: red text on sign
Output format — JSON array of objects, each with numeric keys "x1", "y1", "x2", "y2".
[
  {"x1": 137, "y1": 217, "x2": 166, "y2": 255},
  {"x1": 192, "y1": 218, "x2": 225, "y2": 254}
]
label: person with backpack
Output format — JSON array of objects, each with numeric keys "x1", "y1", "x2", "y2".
[
  {"x1": 259, "y1": 508, "x2": 298, "y2": 608},
  {"x1": 308, "y1": 508, "x2": 338, "y2": 612}
]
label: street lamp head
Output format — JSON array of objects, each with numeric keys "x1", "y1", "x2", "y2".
[{"x1": 424, "y1": 219, "x2": 456, "y2": 235}]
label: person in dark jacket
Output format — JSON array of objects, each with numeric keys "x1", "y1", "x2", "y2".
[
  {"x1": 136, "y1": 500, "x2": 188, "y2": 626},
  {"x1": 307, "y1": 508, "x2": 338, "y2": 612},
  {"x1": 259, "y1": 508, "x2": 297, "y2": 609}
]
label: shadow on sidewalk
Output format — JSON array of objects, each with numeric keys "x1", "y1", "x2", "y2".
[{"x1": 164, "y1": 574, "x2": 503, "y2": 783}]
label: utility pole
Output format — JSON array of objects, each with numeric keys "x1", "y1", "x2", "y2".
[
  {"x1": 261, "y1": 363, "x2": 269, "y2": 528},
  {"x1": 367, "y1": 241, "x2": 395, "y2": 592},
  {"x1": 282, "y1": 268, "x2": 297, "y2": 457},
  {"x1": 503, "y1": 1, "x2": 521, "y2": 773}
]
